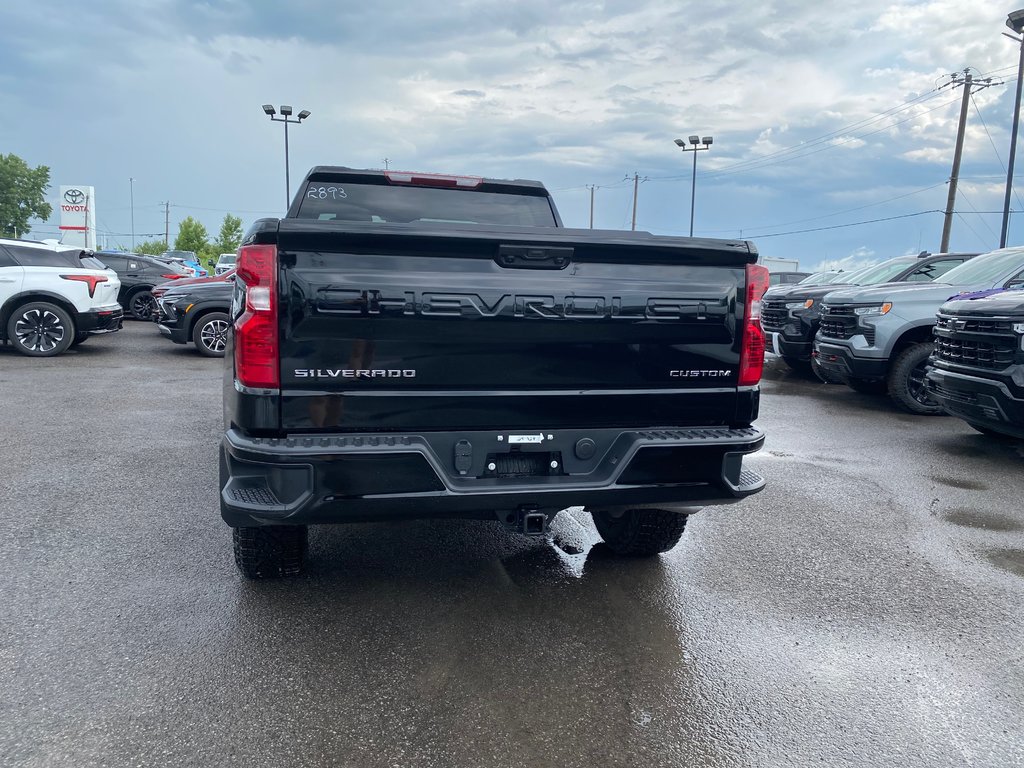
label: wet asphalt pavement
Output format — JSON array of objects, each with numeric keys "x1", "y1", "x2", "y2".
[{"x1": 1, "y1": 322, "x2": 1022, "y2": 767}]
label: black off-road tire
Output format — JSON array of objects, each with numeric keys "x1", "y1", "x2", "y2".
[
  {"x1": 6, "y1": 301, "x2": 75, "y2": 357},
  {"x1": 847, "y1": 377, "x2": 887, "y2": 395},
  {"x1": 232, "y1": 525, "x2": 308, "y2": 579},
  {"x1": 128, "y1": 289, "x2": 156, "y2": 321},
  {"x1": 592, "y1": 508, "x2": 689, "y2": 556},
  {"x1": 887, "y1": 342, "x2": 943, "y2": 415},
  {"x1": 192, "y1": 311, "x2": 230, "y2": 357}
]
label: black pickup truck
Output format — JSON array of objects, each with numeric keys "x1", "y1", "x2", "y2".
[
  {"x1": 221, "y1": 167, "x2": 769, "y2": 578},
  {"x1": 927, "y1": 290, "x2": 1024, "y2": 439}
]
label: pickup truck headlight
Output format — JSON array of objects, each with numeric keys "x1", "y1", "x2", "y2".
[
  {"x1": 786, "y1": 299, "x2": 814, "y2": 310},
  {"x1": 854, "y1": 302, "x2": 892, "y2": 317}
]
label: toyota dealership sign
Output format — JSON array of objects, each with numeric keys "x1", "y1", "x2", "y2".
[{"x1": 59, "y1": 185, "x2": 96, "y2": 248}]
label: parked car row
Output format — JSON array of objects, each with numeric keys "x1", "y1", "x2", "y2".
[
  {"x1": 0, "y1": 238, "x2": 123, "y2": 356},
  {"x1": 764, "y1": 245, "x2": 1024, "y2": 437},
  {"x1": 764, "y1": 251, "x2": 978, "y2": 378},
  {"x1": 1, "y1": 241, "x2": 235, "y2": 357}
]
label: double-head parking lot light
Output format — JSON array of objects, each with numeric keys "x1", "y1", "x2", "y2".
[{"x1": 263, "y1": 104, "x2": 312, "y2": 209}]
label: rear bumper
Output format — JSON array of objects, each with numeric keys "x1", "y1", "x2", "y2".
[
  {"x1": 219, "y1": 425, "x2": 766, "y2": 527},
  {"x1": 76, "y1": 305, "x2": 123, "y2": 334},
  {"x1": 926, "y1": 366, "x2": 1024, "y2": 439},
  {"x1": 813, "y1": 340, "x2": 888, "y2": 381}
]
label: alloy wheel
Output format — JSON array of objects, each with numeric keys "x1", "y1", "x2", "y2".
[
  {"x1": 14, "y1": 309, "x2": 66, "y2": 353},
  {"x1": 131, "y1": 293, "x2": 156, "y2": 320},
  {"x1": 200, "y1": 319, "x2": 229, "y2": 353}
]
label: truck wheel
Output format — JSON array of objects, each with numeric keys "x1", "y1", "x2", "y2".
[
  {"x1": 847, "y1": 377, "x2": 886, "y2": 395},
  {"x1": 192, "y1": 312, "x2": 230, "y2": 357},
  {"x1": 128, "y1": 290, "x2": 156, "y2": 321},
  {"x1": 6, "y1": 302, "x2": 75, "y2": 357},
  {"x1": 232, "y1": 525, "x2": 308, "y2": 579},
  {"x1": 592, "y1": 508, "x2": 688, "y2": 556},
  {"x1": 887, "y1": 342, "x2": 943, "y2": 415}
]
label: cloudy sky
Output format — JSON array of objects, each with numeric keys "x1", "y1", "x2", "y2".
[{"x1": 1, "y1": 1, "x2": 1022, "y2": 270}]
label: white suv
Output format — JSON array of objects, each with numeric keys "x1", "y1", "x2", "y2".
[
  {"x1": 214, "y1": 252, "x2": 236, "y2": 275},
  {"x1": 0, "y1": 238, "x2": 123, "y2": 357}
]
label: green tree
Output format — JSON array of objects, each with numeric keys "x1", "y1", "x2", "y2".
[
  {"x1": 0, "y1": 154, "x2": 53, "y2": 238},
  {"x1": 135, "y1": 239, "x2": 168, "y2": 256},
  {"x1": 212, "y1": 214, "x2": 243, "y2": 254},
  {"x1": 173, "y1": 216, "x2": 209, "y2": 254}
]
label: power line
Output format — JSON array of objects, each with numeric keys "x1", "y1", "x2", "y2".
[
  {"x1": 651, "y1": 87, "x2": 952, "y2": 182},
  {"x1": 955, "y1": 187, "x2": 1000, "y2": 245},
  {"x1": 702, "y1": 96, "x2": 963, "y2": 181},
  {"x1": 745, "y1": 210, "x2": 943, "y2": 239},
  {"x1": 171, "y1": 203, "x2": 280, "y2": 215},
  {"x1": 970, "y1": 92, "x2": 1024, "y2": 213},
  {"x1": 699, "y1": 181, "x2": 948, "y2": 235}
]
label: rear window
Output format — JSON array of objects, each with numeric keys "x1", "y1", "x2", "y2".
[
  {"x1": 851, "y1": 257, "x2": 916, "y2": 285},
  {"x1": 939, "y1": 249, "x2": 1024, "y2": 285},
  {"x1": 296, "y1": 182, "x2": 558, "y2": 227},
  {"x1": 7, "y1": 245, "x2": 81, "y2": 268},
  {"x1": 80, "y1": 255, "x2": 110, "y2": 270}
]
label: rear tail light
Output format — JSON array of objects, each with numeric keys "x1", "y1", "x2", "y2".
[
  {"x1": 384, "y1": 170, "x2": 483, "y2": 188},
  {"x1": 234, "y1": 244, "x2": 279, "y2": 389},
  {"x1": 60, "y1": 274, "x2": 108, "y2": 298},
  {"x1": 738, "y1": 264, "x2": 771, "y2": 386},
  {"x1": 161, "y1": 274, "x2": 183, "y2": 280}
]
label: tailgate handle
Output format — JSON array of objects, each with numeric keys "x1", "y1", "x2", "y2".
[{"x1": 497, "y1": 245, "x2": 572, "y2": 270}]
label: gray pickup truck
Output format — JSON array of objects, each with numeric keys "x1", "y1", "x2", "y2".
[{"x1": 813, "y1": 247, "x2": 1024, "y2": 413}]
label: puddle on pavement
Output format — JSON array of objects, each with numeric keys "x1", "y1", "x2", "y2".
[
  {"x1": 941, "y1": 508, "x2": 1023, "y2": 532},
  {"x1": 931, "y1": 475, "x2": 989, "y2": 491},
  {"x1": 548, "y1": 509, "x2": 602, "y2": 578},
  {"x1": 985, "y1": 549, "x2": 1024, "y2": 577}
]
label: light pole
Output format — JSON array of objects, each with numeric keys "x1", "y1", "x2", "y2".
[
  {"x1": 1001, "y1": 10, "x2": 1024, "y2": 248},
  {"x1": 674, "y1": 135, "x2": 713, "y2": 236},
  {"x1": 262, "y1": 104, "x2": 311, "y2": 208}
]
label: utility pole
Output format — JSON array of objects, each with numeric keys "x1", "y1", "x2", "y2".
[
  {"x1": 940, "y1": 70, "x2": 995, "y2": 252},
  {"x1": 383, "y1": 158, "x2": 391, "y2": 170},
  {"x1": 587, "y1": 185, "x2": 597, "y2": 229},
  {"x1": 129, "y1": 177, "x2": 135, "y2": 250},
  {"x1": 164, "y1": 201, "x2": 171, "y2": 247},
  {"x1": 940, "y1": 72, "x2": 972, "y2": 252},
  {"x1": 630, "y1": 173, "x2": 640, "y2": 231}
]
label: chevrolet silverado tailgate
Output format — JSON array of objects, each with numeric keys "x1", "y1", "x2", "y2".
[{"x1": 274, "y1": 221, "x2": 758, "y2": 431}]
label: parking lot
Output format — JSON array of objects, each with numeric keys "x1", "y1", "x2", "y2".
[{"x1": 1, "y1": 321, "x2": 1022, "y2": 767}]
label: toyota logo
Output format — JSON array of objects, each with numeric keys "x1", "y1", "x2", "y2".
[{"x1": 64, "y1": 189, "x2": 85, "y2": 205}]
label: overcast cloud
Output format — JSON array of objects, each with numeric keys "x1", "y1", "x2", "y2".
[{"x1": 1, "y1": 0, "x2": 1020, "y2": 269}]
